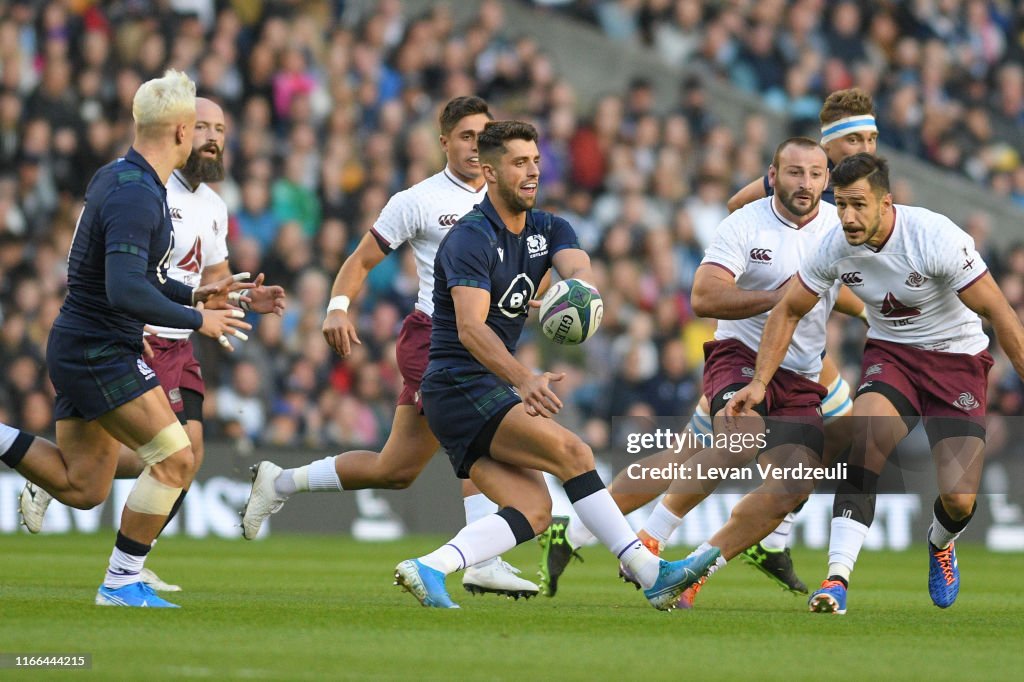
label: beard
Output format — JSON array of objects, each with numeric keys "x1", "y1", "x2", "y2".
[
  {"x1": 497, "y1": 179, "x2": 535, "y2": 213},
  {"x1": 776, "y1": 185, "x2": 819, "y2": 217},
  {"x1": 181, "y1": 146, "x2": 225, "y2": 183}
]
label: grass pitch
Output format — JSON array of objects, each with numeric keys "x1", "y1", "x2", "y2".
[{"x1": 1, "y1": 533, "x2": 1021, "y2": 680}]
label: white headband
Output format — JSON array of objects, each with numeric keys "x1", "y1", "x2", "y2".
[{"x1": 820, "y1": 115, "x2": 877, "y2": 144}]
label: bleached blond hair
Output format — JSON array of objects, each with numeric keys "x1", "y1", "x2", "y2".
[{"x1": 132, "y1": 69, "x2": 196, "y2": 135}]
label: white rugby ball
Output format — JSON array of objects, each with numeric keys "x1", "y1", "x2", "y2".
[{"x1": 538, "y1": 279, "x2": 603, "y2": 345}]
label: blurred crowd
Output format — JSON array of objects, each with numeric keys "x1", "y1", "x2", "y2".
[
  {"x1": 553, "y1": 0, "x2": 1024, "y2": 203},
  {"x1": 1, "y1": 0, "x2": 1021, "y2": 456}
]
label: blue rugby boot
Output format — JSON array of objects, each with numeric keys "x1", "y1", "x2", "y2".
[
  {"x1": 394, "y1": 559, "x2": 460, "y2": 609},
  {"x1": 95, "y1": 581, "x2": 180, "y2": 608},
  {"x1": 808, "y1": 579, "x2": 847, "y2": 614},
  {"x1": 644, "y1": 547, "x2": 720, "y2": 611},
  {"x1": 928, "y1": 540, "x2": 959, "y2": 608}
]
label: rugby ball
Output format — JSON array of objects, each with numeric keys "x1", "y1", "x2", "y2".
[{"x1": 538, "y1": 279, "x2": 603, "y2": 345}]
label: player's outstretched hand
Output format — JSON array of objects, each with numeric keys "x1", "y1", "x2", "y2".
[
  {"x1": 194, "y1": 272, "x2": 255, "y2": 310},
  {"x1": 519, "y1": 372, "x2": 565, "y2": 418},
  {"x1": 235, "y1": 273, "x2": 286, "y2": 316},
  {"x1": 323, "y1": 309, "x2": 361, "y2": 358},
  {"x1": 196, "y1": 301, "x2": 252, "y2": 352}
]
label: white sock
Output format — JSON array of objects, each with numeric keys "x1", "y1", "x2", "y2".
[
  {"x1": 643, "y1": 501, "x2": 684, "y2": 546},
  {"x1": 419, "y1": 514, "x2": 518, "y2": 575},
  {"x1": 104, "y1": 547, "x2": 146, "y2": 589},
  {"x1": 761, "y1": 512, "x2": 797, "y2": 551},
  {"x1": 463, "y1": 493, "x2": 498, "y2": 524},
  {"x1": 570, "y1": 486, "x2": 660, "y2": 588},
  {"x1": 275, "y1": 462, "x2": 312, "y2": 496},
  {"x1": 688, "y1": 541, "x2": 728, "y2": 576},
  {"x1": 0, "y1": 423, "x2": 20, "y2": 453},
  {"x1": 827, "y1": 516, "x2": 870, "y2": 582},
  {"x1": 566, "y1": 512, "x2": 596, "y2": 548},
  {"x1": 929, "y1": 513, "x2": 964, "y2": 550},
  {"x1": 307, "y1": 456, "x2": 342, "y2": 492}
]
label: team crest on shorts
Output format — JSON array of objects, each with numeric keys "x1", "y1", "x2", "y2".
[
  {"x1": 137, "y1": 359, "x2": 155, "y2": 380},
  {"x1": 741, "y1": 367, "x2": 755, "y2": 377},
  {"x1": 952, "y1": 392, "x2": 980, "y2": 411}
]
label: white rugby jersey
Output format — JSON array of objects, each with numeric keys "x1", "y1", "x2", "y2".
[
  {"x1": 702, "y1": 196, "x2": 841, "y2": 379},
  {"x1": 149, "y1": 170, "x2": 230, "y2": 339},
  {"x1": 799, "y1": 204, "x2": 988, "y2": 355},
  {"x1": 371, "y1": 167, "x2": 486, "y2": 316}
]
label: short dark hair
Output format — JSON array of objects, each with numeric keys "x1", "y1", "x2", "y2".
[
  {"x1": 477, "y1": 120, "x2": 539, "y2": 163},
  {"x1": 831, "y1": 153, "x2": 891, "y2": 194},
  {"x1": 439, "y1": 96, "x2": 491, "y2": 135},
  {"x1": 770, "y1": 136, "x2": 825, "y2": 169}
]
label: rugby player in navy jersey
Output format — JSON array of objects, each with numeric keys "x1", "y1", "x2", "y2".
[
  {"x1": 0, "y1": 71, "x2": 251, "y2": 607},
  {"x1": 391, "y1": 120, "x2": 719, "y2": 610}
]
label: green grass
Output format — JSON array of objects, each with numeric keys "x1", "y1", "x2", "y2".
[{"x1": 1, "y1": 534, "x2": 1022, "y2": 680}]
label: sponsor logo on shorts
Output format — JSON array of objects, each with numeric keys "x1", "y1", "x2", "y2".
[
  {"x1": 749, "y1": 248, "x2": 772, "y2": 263},
  {"x1": 858, "y1": 381, "x2": 873, "y2": 392},
  {"x1": 864, "y1": 363, "x2": 883, "y2": 377},
  {"x1": 741, "y1": 367, "x2": 755, "y2": 377},
  {"x1": 841, "y1": 271, "x2": 864, "y2": 286},
  {"x1": 722, "y1": 391, "x2": 737, "y2": 400},
  {"x1": 952, "y1": 392, "x2": 980, "y2": 411},
  {"x1": 137, "y1": 359, "x2": 155, "y2": 380},
  {"x1": 168, "y1": 388, "x2": 182, "y2": 404},
  {"x1": 905, "y1": 271, "x2": 926, "y2": 287}
]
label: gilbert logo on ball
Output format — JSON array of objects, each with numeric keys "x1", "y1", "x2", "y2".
[{"x1": 539, "y1": 279, "x2": 603, "y2": 345}]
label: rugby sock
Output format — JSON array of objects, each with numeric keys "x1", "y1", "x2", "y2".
[
  {"x1": 419, "y1": 508, "x2": 532, "y2": 575},
  {"x1": 463, "y1": 494, "x2": 500, "y2": 568},
  {"x1": 929, "y1": 497, "x2": 976, "y2": 549},
  {"x1": 827, "y1": 516, "x2": 870, "y2": 584},
  {"x1": 275, "y1": 456, "x2": 341, "y2": 496},
  {"x1": 643, "y1": 501, "x2": 684, "y2": 546},
  {"x1": 464, "y1": 493, "x2": 498, "y2": 524},
  {"x1": 761, "y1": 512, "x2": 797, "y2": 551},
  {"x1": 307, "y1": 456, "x2": 342, "y2": 492},
  {"x1": 564, "y1": 470, "x2": 660, "y2": 588},
  {"x1": 104, "y1": 532, "x2": 151, "y2": 589},
  {"x1": 0, "y1": 424, "x2": 34, "y2": 469},
  {"x1": 565, "y1": 511, "x2": 596, "y2": 548}
]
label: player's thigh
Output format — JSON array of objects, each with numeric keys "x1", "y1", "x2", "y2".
[
  {"x1": 378, "y1": 405, "x2": 440, "y2": 476},
  {"x1": 850, "y1": 391, "x2": 909, "y2": 472},
  {"x1": 96, "y1": 386, "x2": 184, "y2": 449},
  {"x1": 489, "y1": 404, "x2": 592, "y2": 475},
  {"x1": 823, "y1": 414, "x2": 853, "y2": 467},
  {"x1": 468, "y1": 456, "x2": 551, "y2": 532},
  {"x1": 55, "y1": 417, "x2": 122, "y2": 484}
]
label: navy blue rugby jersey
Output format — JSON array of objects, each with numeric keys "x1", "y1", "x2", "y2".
[
  {"x1": 428, "y1": 194, "x2": 581, "y2": 374},
  {"x1": 56, "y1": 148, "x2": 201, "y2": 342}
]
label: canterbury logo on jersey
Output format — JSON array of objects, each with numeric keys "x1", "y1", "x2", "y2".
[
  {"x1": 841, "y1": 272, "x2": 863, "y2": 286},
  {"x1": 749, "y1": 248, "x2": 772, "y2": 263},
  {"x1": 438, "y1": 214, "x2": 460, "y2": 227},
  {"x1": 169, "y1": 207, "x2": 183, "y2": 221},
  {"x1": 177, "y1": 236, "x2": 203, "y2": 273}
]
